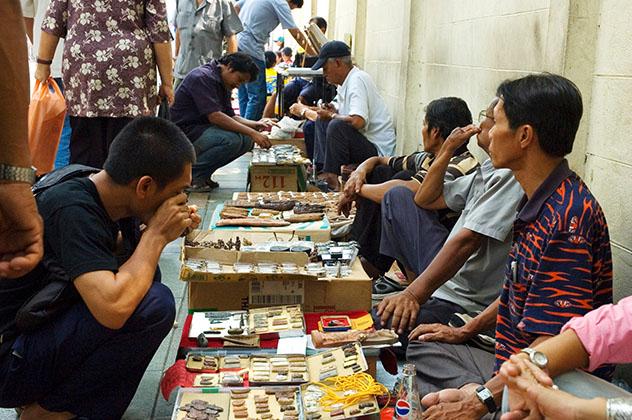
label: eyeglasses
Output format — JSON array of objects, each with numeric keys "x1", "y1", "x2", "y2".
[{"x1": 478, "y1": 110, "x2": 494, "y2": 123}]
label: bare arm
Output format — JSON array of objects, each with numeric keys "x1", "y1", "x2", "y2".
[
  {"x1": 74, "y1": 194, "x2": 193, "y2": 329},
  {"x1": 421, "y1": 335, "x2": 552, "y2": 418},
  {"x1": 342, "y1": 155, "x2": 392, "y2": 198},
  {"x1": 289, "y1": 102, "x2": 318, "y2": 121},
  {"x1": 415, "y1": 125, "x2": 481, "y2": 209},
  {"x1": 2, "y1": 1, "x2": 31, "y2": 167},
  {"x1": 288, "y1": 28, "x2": 316, "y2": 56},
  {"x1": 0, "y1": 0, "x2": 44, "y2": 279},
  {"x1": 209, "y1": 112, "x2": 258, "y2": 135},
  {"x1": 74, "y1": 232, "x2": 166, "y2": 330},
  {"x1": 317, "y1": 107, "x2": 365, "y2": 130},
  {"x1": 175, "y1": 28, "x2": 181, "y2": 57},
  {"x1": 154, "y1": 41, "x2": 174, "y2": 104},
  {"x1": 205, "y1": 112, "x2": 271, "y2": 148},
  {"x1": 263, "y1": 91, "x2": 277, "y2": 119},
  {"x1": 462, "y1": 298, "x2": 499, "y2": 335},
  {"x1": 154, "y1": 41, "x2": 173, "y2": 86},
  {"x1": 414, "y1": 149, "x2": 451, "y2": 208},
  {"x1": 533, "y1": 329, "x2": 589, "y2": 377},
  {"x1": 376, "y1": 227, "x2": 484, "y2": 332},
  {"x1": 230, "y1": 115, "x2": 264, "y2": 133},
  {"x1": 358, "y1": 179, "x2": 418, "y2": 204},
  {"x1": 34, "y1": 31, "x2": 60, "y2": 81},
  {"x1": 24, "y1": 17, "x2": 34, "y2": 43},
  {"x1": 226, "y1": 34, "x2": 238, "y2": 53}
]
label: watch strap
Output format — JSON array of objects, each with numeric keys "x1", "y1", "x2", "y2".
[
  {"x1": 0, "y1": 164, "x2": 37, "y2": 185},
  {"x1": 475, "y1": 385, "x2": 497, "y2": 414},
  {"x1": 37, "y1": 57, "x2": 53, "y2": 65}
]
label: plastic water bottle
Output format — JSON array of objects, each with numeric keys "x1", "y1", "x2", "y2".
[{"x1": 394, "y1": 363, "x2": 422, "y2": 419}]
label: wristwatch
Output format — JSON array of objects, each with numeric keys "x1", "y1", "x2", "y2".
[
  {"x1": 0, "y1": 164, "x2": 37, "y2": 185},
  {"x1": 521, "y1": 347, "x2": 549, "y2": 369},
  {"x1": 475, "y1": 385, "x2": 497, "y2": 414},
  {"x1": 36, "y1": 57, "x2": 53, "y2": 65}
]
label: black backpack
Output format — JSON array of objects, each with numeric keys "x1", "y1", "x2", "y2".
[{"x1": 14, "y1": 165, "x2": 100, "y2": 333}]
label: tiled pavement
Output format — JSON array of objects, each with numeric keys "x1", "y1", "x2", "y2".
[{"x1": 0, "y1": 154, "x2": 397, "y2": 419}]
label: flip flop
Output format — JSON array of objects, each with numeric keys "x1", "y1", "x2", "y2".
[{"x1": 372, "y1": 275, "x2": 406, "y2": 296}]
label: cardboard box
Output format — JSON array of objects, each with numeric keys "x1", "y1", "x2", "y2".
[
  {"x1": 248, "y1": 164, "x2": 307, "y2": 192},
  {"x1": 181, "y1": 232, "x2": 371, "y2": 312},
  {"x1": 209, "y1": 205, "x2": 331, "y2": 242},
  {"x1": 186, "y1": 264, "x2": 371, "y2": 312},
  {"x1": 269, "y1": 137, "x2": 307, "y2": 156}
]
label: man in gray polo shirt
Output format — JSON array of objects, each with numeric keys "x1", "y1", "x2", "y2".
[
  {"x1": 174, "y1": 0, "x2": 243, "y2": 88},
  {"x1": 236, "y1": 0, "x2": 315, "y2": 120},
  {"x1": 375, "y1": 99, "x2": 524, "y2": 350}
]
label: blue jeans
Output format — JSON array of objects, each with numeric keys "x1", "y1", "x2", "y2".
[
  {"x1": 53, "y1": 77, "x2": 71, "y2": 169},
  {"x1": 0, "y1": 282, "x2": 175, "y2": 418},
  {"x1": 237, "y1": 55, "x2": 266, "y2": 120},
  {"x1": 192, "y1": 125, "x2": 254, "y2": 184}
]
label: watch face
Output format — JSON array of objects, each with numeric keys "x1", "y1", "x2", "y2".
[
  {"x1": 479, "y1": 388, "x2": 492, "y2": 399},
  {"x1": 533, "y1": 351, "x2": 548, "y2": 367}
]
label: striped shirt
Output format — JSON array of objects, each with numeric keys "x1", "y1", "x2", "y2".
[
  {"x1": 494, "y1": 160, "x2": 613, "y2": 377},
  {"x1": 388, "y1": 150, "x2": 479, "y2": 184}
]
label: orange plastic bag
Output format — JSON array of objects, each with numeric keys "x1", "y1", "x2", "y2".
[{"x1": 28, "y1": 78, "x2": 67, "y2": 175}]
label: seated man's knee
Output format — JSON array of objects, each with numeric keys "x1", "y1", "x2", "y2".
[
  {"x1": 222, "y1": 131, "x2": 252, "y2": 154},
  {"x1": 326, "y1": 118, "x2": 353, "y2": 137},
  {"x1": 133, "y1": 282, "x2": 176, "y2": 333},
  {"x1": 384, "y1": 185, "x2": 415, "y2": 205},
  {"x1": 368, "y1": 165, "x2": 395, "y2": 183}
]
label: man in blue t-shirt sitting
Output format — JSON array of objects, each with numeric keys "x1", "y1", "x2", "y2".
[{"x1": 171, "y1": 53, "x2": 276, "y2": 192}]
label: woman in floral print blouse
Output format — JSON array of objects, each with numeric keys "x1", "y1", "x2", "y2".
[{"x1": 35, "y1": 0, "x2": 174, "y2": 168}]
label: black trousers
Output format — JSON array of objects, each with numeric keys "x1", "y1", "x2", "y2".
[
  {"x1": 303, "y1": 120, "x2": 316, "y2": 164},
  {"x1": 351, "y1": 165, "x2": 414, "y2": 273},
  {"x1": 315, "y1": 119, "x2": 379, "y2": 175},
  {"x1": 0, "y1": 282, "x2": 175, "y2": 417},
  {"x1": 69, "y1": 116, "x2": 134, "y2": 168}
]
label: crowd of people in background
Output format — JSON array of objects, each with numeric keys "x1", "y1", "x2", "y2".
[{"x1": 1, "y1": 0, "x2": 631, "y2": 418}]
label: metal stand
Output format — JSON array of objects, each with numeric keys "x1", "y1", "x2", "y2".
[{"x1": 275, "y1": 67, "x2": 324, "y2": 119}]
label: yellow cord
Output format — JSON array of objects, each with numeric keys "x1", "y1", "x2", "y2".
[{"x1": 312, "y1": 372, "x2": 390, "y2": 411}]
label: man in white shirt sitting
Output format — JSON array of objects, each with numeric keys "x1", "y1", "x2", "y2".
[{"x1": 298, "y1": 41, "x2": 396, "y2": 190}]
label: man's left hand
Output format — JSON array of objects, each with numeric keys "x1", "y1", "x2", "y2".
[
  {"x1": 408, "y1": 322, "x2": 473, "y2": 344},
  {"x1": 254, "y1": 118, "x2": 278, "y2": 131},
  {"x1": 316, "y1": 108, "x2": 335, "y2": 121},
  {"x1": 336, "y1": 194, "x2": 354, "y2": 217},
  {"x1": 289, "y1": 103, "x2": 304, "y2": 118},
  {"x1": 421, "y1": 385, "x2": 487, "y2": 420},
  {"x1": 188, "y1": 205, "x2": 201, "y2": 230},
  {"x1": 159, "y1": 83, "x2": 175, "y2": 106},
  {"x1": 375, "y1": 290, "x2": 420, "y2": 334}
]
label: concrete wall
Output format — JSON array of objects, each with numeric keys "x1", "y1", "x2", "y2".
[
  {"x1": 583, "y1": 0, "x2": 632, "y2": 301},
  {"x1": 326, "y1": 0, "x2": 631, "y2": 300}
]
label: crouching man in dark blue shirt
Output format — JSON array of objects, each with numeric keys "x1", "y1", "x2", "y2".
[
  {"x1": 171, "y1": 53, "x2": 276, "y2": 192},
  {"x1": 0, "y1": 117, "x2": 200, "y2": 419}
]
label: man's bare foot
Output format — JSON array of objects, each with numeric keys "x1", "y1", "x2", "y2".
[{"x1": 21, "y1": 403, "x2": 74, "y2": 420}]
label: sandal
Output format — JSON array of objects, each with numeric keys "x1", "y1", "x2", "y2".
[{"x1": 371, "y1": 275, "x2": 406, "y2": 302}]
